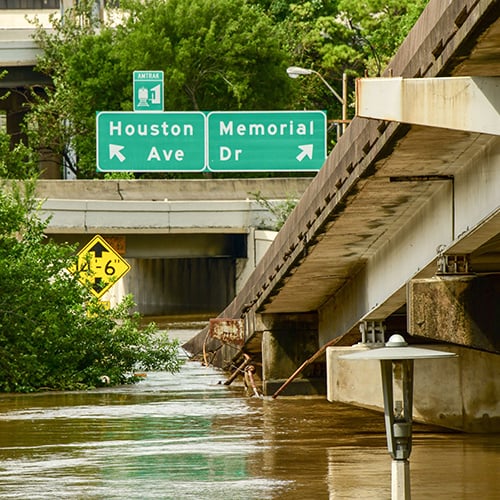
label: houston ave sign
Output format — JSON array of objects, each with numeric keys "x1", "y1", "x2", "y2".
[{"x1": 96, "y1": 110, "x2": 326, "y2": 172}]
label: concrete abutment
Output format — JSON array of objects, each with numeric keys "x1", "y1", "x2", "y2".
[
  {"x1": 325, "y1": 274, "x2": 500, "y2": 432},
  {"x1": 327, "y1": 344, "x2": 499, "y2": 432}
]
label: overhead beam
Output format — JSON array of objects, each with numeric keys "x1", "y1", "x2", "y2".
[
  {"x1": 356, "y1": 77, "x2": 500, "y2": 136},
  {"x1": 40, "y1": 199, "x2": 270, "y2": 234}
]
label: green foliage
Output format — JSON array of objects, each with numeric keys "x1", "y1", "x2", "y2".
[
  {"x1": 27, "y1": 0, "x2": 293, "y2": 178},
  {"x1": 103, "y1": 172, "x2": 135, "y2": 180},
  {"x1": 0, "y1": 181, "x2": 183, "y2": 392},
  {"x1": 27, "y1": 2, "x2": 119, "y2": 178},
  {"x1": 118, "y1": 0, "x2": 292, "y2": 111},
  {"x1": 0, "y1": 131, "x2": 39, "y2": 179},
  {"x1": 0, "y1": 72, "x2": 39, "y2": 179},
  {"x1": 337, "y1": 0, "x2": 430, "y2": 67},
  {"x1": 251, "y1": 190, "x2": 298, "y2": 230}
]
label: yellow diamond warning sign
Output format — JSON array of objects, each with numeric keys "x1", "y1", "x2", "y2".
[{"x1": 71, "y1": 235, "x2": 131, "y2": 298}]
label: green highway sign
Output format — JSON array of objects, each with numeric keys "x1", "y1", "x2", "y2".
[
  {"x1": 96, "y1": 111, "x2": 206, "y2": 172},
  {"x1": 133, "y1": 70, "x2": 164, "y2": 111},
  {"x1": 207, "y1": 111, "x2": 327, "y2": 172},
  {"x1": 96, "y1": 110, "x2": 327, "y2": 172}
]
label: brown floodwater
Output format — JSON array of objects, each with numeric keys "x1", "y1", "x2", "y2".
[{"x1": 0, "y1": 326, "x2": 498, "y2": 499}]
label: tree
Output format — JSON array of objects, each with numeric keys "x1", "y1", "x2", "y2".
[
  {"x1": 0, "y1": 181, "x2": 183, "y2": 392},
  {"x1": 27, "y1": 0, "x2": 294, "y2": 178},
  {"x1": 0, "y1": 131, "x2": 39, "y2": 179},
  {"x1": 269, "y1": 0, "x2": 429, "y2": 140},
  {"x1": 337, "y1": 0, "x2": 430, "y2": 69},
  {"x1": 0, "y1": 71, "x2": 39, "y2": 179},
  {"x1": 21, "y1": 0, "x2": 429, "y2": 177}
]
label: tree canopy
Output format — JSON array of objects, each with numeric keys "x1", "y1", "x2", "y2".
[
  {"x1": 9, "y1": 0, "x2": 429, "y2": 178},
  {"x1": 266, "y1": 0, "x2": 429, "y2": 122},
  {"x1": 0, "y1": 181, "x2": 182, "y2": 392},
  {"x1": 28, "y1": 0, "x2": 294, "y2": 178}
]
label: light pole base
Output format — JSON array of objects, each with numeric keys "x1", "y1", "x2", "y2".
[{"x1": 391, "y1": 459, "x2": 411, "y2": 500}]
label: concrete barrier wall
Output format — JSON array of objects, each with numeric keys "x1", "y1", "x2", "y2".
[
  {"x1": 35, "y1": 178, "x2": 312, "y2": 201},
  {"x1": 327, "y1": 345, "x2": 500, "y2": 432}
]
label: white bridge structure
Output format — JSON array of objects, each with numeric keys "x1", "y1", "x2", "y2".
[{"x1": 184, "y1": 0, "x2": 500, "y2": 433}]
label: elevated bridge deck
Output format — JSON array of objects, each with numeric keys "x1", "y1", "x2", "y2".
[
  {"x1": 184, "y1": 0, "x2": 500, "y2": 432},
  {"x1": 36, "y1": 178, "x2": 312, "y2": 237}
]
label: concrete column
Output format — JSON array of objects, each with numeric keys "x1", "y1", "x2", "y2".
[
  {"x1": 3, "y1": 91, "x2": 61, "y2": 179},
  {"x1": 408, "y1": 275, "x2": 499, "y2": 352},
  {"x1": 235, "y1": 229, "x2": 276, "y2": 293},
  {"x1": 5, "y1": 93, "x2": 26, "y2": 150},
  {"x1": 38, "y1": 148, "x2": 62, "y2": 179},
  {"x1": 259, "y1": 312, "x2": 325, "y2": 396}
]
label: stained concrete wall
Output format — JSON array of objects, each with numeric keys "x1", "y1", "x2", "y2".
[
  {"x1": 104, "y1": 257, "x2": 235, "y2": 316},
  {"x1": 102, "y1": 230, "x2": 275, "y2": 316},
  {"x1": 408, "y1": 275, "x2": 500, "y2": 352},
  {"x1": 327, "y1": 345, "x2": 500, "y2": 432},
  {"x1": 259, "y1": 313, "x2": 325, "y2": 396}
]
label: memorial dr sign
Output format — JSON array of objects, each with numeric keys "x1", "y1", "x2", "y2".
[
  {"x1": 207, "y1": 111, "x2": 326, "y2": 172},
  {"x1": 96, "y1": 110, "x2": 326, "y2": 173}
]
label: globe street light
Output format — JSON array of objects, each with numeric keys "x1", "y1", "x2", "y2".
[
  {"x1": 286, "y1": 66, "x2": 348, "y2": 134},
  {"x1": 341, "y1": 334, "x2": 457, "y2": 500}
]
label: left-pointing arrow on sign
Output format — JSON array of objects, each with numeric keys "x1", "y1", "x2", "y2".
[
  {"x1": 109, "y1": 144, "x2": 126, "y2": 162},
  {"x1": 296, "y1": 144, "x2": 313, "y2": 162}
]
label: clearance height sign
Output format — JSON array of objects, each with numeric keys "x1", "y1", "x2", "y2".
[
  {"x1": 71, "y1": 235, "x2": 131, "y2": 299},
  {"x1": 96, "y1": 110, "x2": 327, "y2": 173}
]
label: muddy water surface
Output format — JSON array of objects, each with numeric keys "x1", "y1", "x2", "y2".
[{"x1": 0, "y1": 326, "x2": 498, "y2": 499}]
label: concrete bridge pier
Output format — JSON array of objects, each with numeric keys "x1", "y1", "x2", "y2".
[
  {"x1": 407, "y1": 271, "x2": 499, "y2": 432},
  {"x1": 1, "y1": 93, "x2": 61, "y2": 178},
  {"x1": 408, "y1": 273, "x2": 500, "y2": 353},
  {"x1": 3, "y1": 93, "x2": 26, "y2": 148},
  {"x1": 327, "y1": 272, "x2": 500, "y2": 432},
  {"x1": 258, "y1": 312, "x2": 326, "y2": 396}
]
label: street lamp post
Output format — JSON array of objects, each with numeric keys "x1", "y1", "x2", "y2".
[
  {"x1": 341, "y1": 334, "x2": 457, "y2": 500},
  {"x1": 286, "y1": 66, "x2": 348, "y2": 135}
]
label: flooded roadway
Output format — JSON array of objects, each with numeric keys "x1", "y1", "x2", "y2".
[{"x1": 0, "y1": 326, "x2": 498, "y2": 499}]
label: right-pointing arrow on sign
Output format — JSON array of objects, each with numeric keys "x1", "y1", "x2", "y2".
[
  {"x1": 109, "y1": 144, "x2": 126, "y2": 162},
  {"x1": 296, "y1": 144, "x2": 313, "y2": 162}
]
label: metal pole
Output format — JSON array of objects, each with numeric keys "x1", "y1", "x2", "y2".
[
  {"x1": 381, "y1": 359, "x2": 413, "y2": 500},
  {"x1": 392, "y1": 459, "x2": 411, "y2": 500},
  {"x1": 342, "y1": 72, "x2": 348, "y2": 134},
  {"x1": 313, "y1": 70, "x2": 344, "y2": 106}
]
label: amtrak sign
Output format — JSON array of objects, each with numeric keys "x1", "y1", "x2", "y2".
[
  {"x1": 96, "y1": 110, "x2": 326, "y2": 172},
  {"x1": 133, "y1": 70, "x2": 164, "y2": 111}
]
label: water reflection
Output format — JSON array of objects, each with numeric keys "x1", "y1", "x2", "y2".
[
  {"x1": 0, "y1": 339, "x2": 499, "y2": 499},
  {"x1": 0, "y1": 362, "x2": 278, "y2": 500}
]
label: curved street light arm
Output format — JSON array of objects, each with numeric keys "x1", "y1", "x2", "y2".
[
  {"x1": 310, "y1": 69, "x2": 344, "y2": 106},
  {"x1": 287, "y1": 65, "x2": 348, "y2": 135}
]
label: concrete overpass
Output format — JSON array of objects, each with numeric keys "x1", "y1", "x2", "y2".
[
  {"x1": 35, "y1": 178, "x2": 312, "y2": 316},
  {"x1": 184, "y1": 0, "x2": 500, "y2": 432}
]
